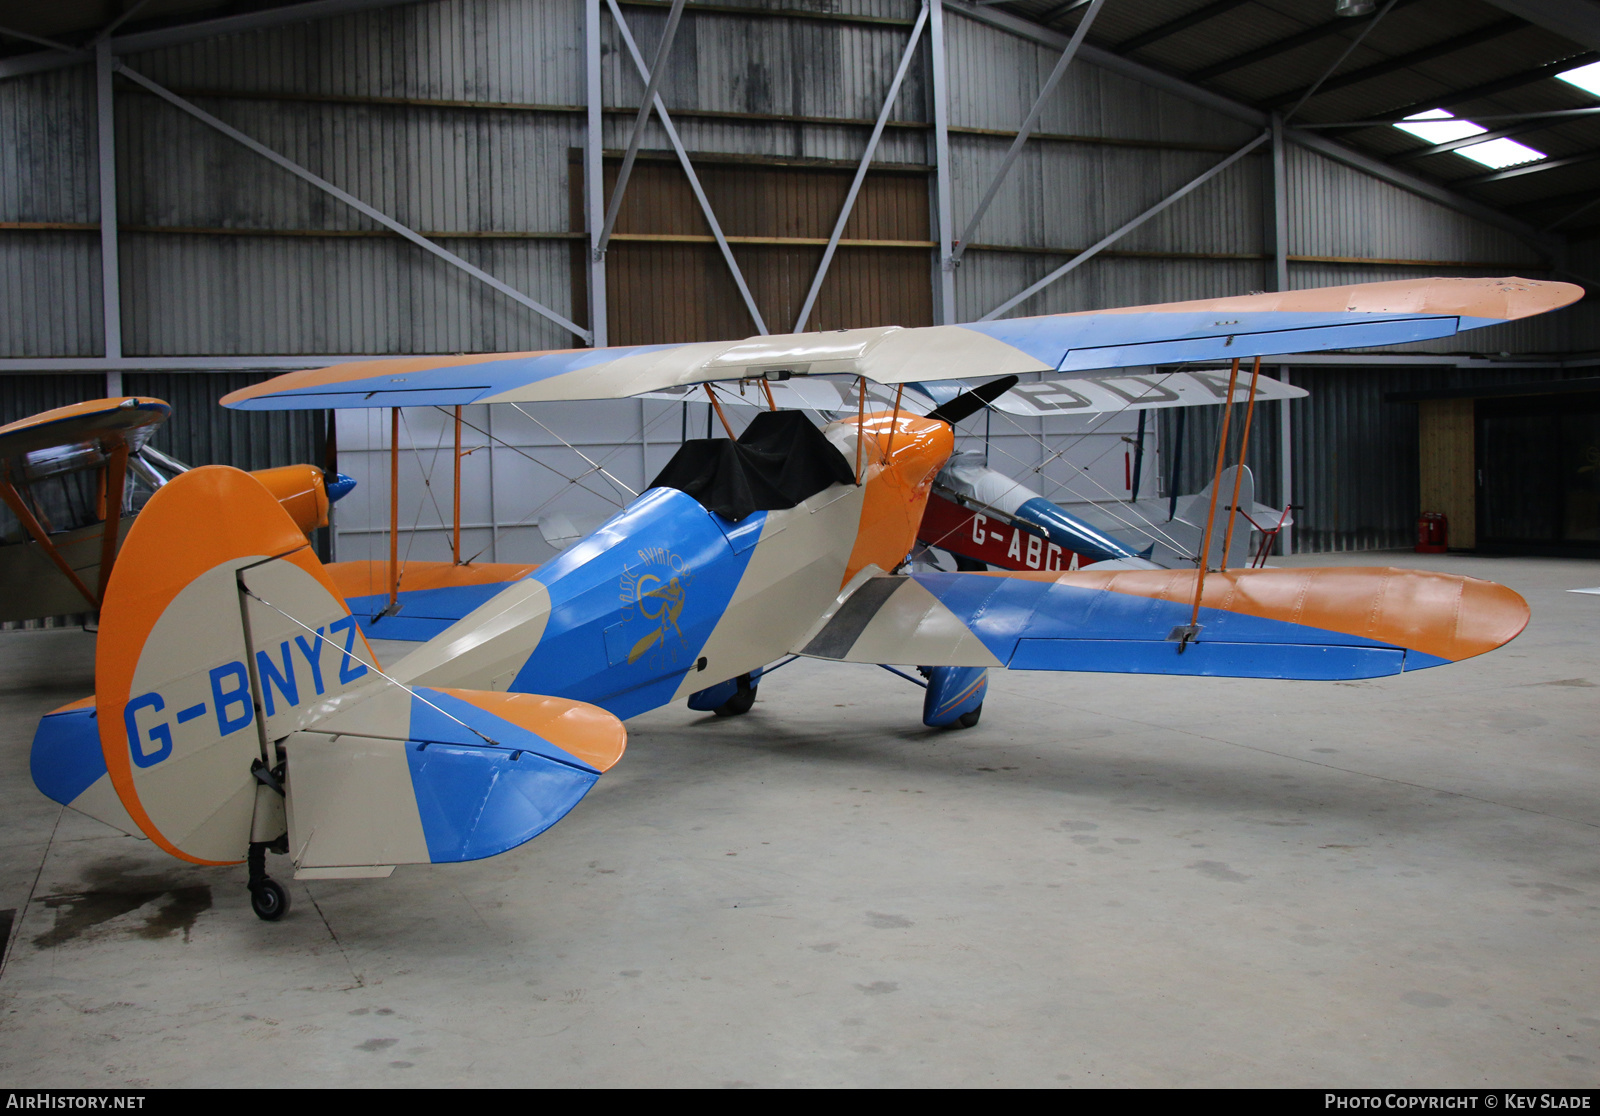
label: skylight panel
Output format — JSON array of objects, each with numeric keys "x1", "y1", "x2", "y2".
[
  {"x1": 1391, "y1": 109, "x2": 1546, "y2": 171},
  {"x1": 1453, "y1": 137, "x2": 1547, "y2": 169},
  {"x1": 1556, "y1": 60, "x2": 1600, "y2": 98},
  {"x1": 1394, "y1": 109, "x2": 1485, "y2": 144}
]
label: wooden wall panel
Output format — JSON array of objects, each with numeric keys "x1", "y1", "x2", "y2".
[
  {"x1": 1419, "y1": 397, "x2": 1475, "y2": 548},
  {"x1": 572, "y1": 153, "x2": 933, "y2": 345}
]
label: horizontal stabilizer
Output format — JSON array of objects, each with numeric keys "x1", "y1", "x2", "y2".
[
  {"x1": 31, "y1": 697, "x2": 141, "y2": 837},
  {"x1": 798, "y1": 567, "x2": 1529, "y2": 681},
  {"x1": 284, "y1": 685, "x2": 624, "y2": 876}
]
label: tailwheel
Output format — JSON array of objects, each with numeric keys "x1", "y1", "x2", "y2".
[
  {"x1": 713, "y1": 674, "x2": 757, "y2": 717},
  {"x1": 247, "y1": 839, "x2": 291, "y2": 921},
  {"x1": 250, "y1": 878, "x2": 290, "y2": 921}
]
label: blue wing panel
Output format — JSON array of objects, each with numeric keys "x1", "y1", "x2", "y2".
[
  {"x1": 1009, "y1": 638, "x2": 1405, "y2": 680},
  {"x1": 960, "y1": 310, "x2": 1483, "y2": 371},
  {"x1": 908, "y1": 572, "x2": 1412, "y2": 680},
  {"x1": 1055, "y1": 317, "x2": 1459, "y2": 371}
]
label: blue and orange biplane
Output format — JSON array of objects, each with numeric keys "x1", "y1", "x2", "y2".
[{"x1": 25, "y1": 276, "x2": 1579, "y2": 920}]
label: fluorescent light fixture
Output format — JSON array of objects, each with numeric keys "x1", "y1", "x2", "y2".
[
  {"x1": 1395, "y1": 109, "x2": 1485, "y2": 144},
  {"x1": 1393, "y1": 109, "x2": 1545, "y2": 170},
  {"x1": 1556, "y1": 60, "x2": 1600, "y2": 98}
]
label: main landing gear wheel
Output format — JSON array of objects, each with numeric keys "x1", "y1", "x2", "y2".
[
  {"x1": 250, "y1": 878, "x2": 290, "y2": 921},
  {"x1": 954, "y1": 704, "x2": 983, "y2": 729},
  {"x1": 714, "y1": 674, "x2": 757, "y2": 717}
]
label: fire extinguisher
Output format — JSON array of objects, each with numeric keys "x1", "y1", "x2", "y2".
[{"x1": 1416, "y1": 511, "x2": 1448, "y2": 553}]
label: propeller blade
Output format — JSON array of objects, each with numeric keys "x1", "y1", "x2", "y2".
[{"x1": 926, "y1": 375, "x2": 1019, "y2": 425}]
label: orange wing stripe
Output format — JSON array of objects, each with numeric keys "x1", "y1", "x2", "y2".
[
  {"x1": 434, "y1": 689, "x2": 626, "y2": 773},
  {"x1": 976, "y1": 566, "x2": 1528, "y2": 663}
]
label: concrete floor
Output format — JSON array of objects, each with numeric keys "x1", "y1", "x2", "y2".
[{"x1": 0, "y1": 550, "x2": 1598, "y2": 1087}]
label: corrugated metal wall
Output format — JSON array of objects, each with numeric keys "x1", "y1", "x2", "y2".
[
  {"x1": 944, "y1": 12, "x2": 1273, "y2": 321},
  {"x1": 1162, "y1": 365, "x2": 1600, "y2": 554},
  {"x1": 0, "y1": 0, "x2": 1595, "y2": 564}
]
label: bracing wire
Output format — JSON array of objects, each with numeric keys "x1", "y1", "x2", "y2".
[
  {"x1": 508, "y1": 402, "x2": 640, "y2": 501},
  {"x1": 443, "y1": 399, "x2": 691, "y2": 565},
  {"x1": 434, "y1": 407, "x2": 624, "y2": 508},
  {"x1": 396, "y1": 409, "x2": 453, "y2": 586}
]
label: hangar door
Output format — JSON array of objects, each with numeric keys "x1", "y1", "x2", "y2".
[
  {"x1": 571, "y1": 153, "x2": 933, "y2": 345},
  {"x1": 1477, "y1": 390, "x2": 1600, "y2": 557}
]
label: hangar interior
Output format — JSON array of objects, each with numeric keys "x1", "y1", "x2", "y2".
[{"x1": 1, "y1": 0, "x2": 1599, "y2": 1088}]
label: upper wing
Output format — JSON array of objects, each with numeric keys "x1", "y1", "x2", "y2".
[
  {"x1": 220, "y1": 277, "x2": 1580, "y2": 411},
  {"x1": 0, "y1": 396, "x2": 171, "y2": 461},
  {"x1": 795, "y1": 567, "x2": 1529, "y2": 681}
]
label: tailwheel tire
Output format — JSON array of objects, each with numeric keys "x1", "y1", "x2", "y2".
[
  {"x1": 954, "y1": 704, "x2": 983, "y2": 730},
  {"x1": 250, "y1": 878, "x2": 291, "y2": 921}
]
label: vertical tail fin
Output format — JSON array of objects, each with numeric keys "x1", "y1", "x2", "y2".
[
  {"x1": 91, "y1": 466, "x2": 378, "y2": 864},
  {"x1": 71, "y1": 465, "x2": 625, "y2": 874}
]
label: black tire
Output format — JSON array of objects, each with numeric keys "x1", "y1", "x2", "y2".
[
  {"x1": 954, "y1": 704, "x2": 983, "y2": 730},
  {"x1": 250, "y1": 878, "x2": 291, "y2": 921},
  {"x1": 713, "y1": 683, "x2": 756, "y2": 717}
]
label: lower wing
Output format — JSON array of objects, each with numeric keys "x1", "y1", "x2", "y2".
[
  {"x1": 327, "y1": 559, "x2": 539, "y2": 641},
  {"x1": 796, "y1": 567, "x2": 1528, "y2": 681}
]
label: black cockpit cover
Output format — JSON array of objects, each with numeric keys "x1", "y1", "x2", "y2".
[{"x1": 648, "y1": 409, "x2": 855, "y2": 522}]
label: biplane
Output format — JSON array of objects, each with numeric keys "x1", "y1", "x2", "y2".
[
  {"x1": 26, "y1": 276, "x2": 1576, "y2": 920},
  {"x1": 0, "y1": 396, "x2": 354, "y2": 623}
]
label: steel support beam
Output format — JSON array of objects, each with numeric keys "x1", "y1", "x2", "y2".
[
  {"x1": 1113, "y1": 0, "x2": 1248, "y2": 54},
  {"x1": 1270, "y1": 17, "x2": 1520, "y2": 113},
  {"x1": 585, "y1": 0, "x2": 608, "y2": 346},
  {"x1": 606, "y1": 0, "x2": 768, "y2": 334},
  {"x1": 1455, "y1": 149, "x2": 1600, "y2": 187},
  {"x1": 945, "y1": 1, "x2": 1559, "y2": 250},
  {"x1": 1285, "y1": 126, "x2": 1560, "y2": 251},
  {"x1": 596, "y1": 0, "x2": 686, "y2": 255},
  {"x1": 92, "y1": 0, "x2": 156, "y2": 46},
  {"x1": 951, "y1": 0, "x2": 1103, "y2": 265},
  {"x1": 1187, "y1": 0, "x2": 1426, "y2": 85},
  {"x1": 1391, "y1": 118, "x2": 1563, "y2": 162},
  {"x1": 929, "y1": 0, "x2": 957, "y2": 324},
  {"x1": 95, "y1": 40, "x2": 122, "y2": 393},
  {"x1": 792, "y1": 2, "x2": 930, "y2": 332},
  {"x1": 115, "y1": 64, "x2": 590, "y2": 343},
  {"x1": 1359, "y1": 53, "x2": 1600, "y2": 128},
  {"x1": 1281, "y1": 0, "x2": 1399, "y2": 124},
  {"x1": 0, "y1": 0, "x2": 431, "y2": 81},
  {"x1": 0, "y1": 24, "x2": 76, "y2": 52},
  {"x1": 981, "y1": 131, "x2": 1269, "y2": 321}
]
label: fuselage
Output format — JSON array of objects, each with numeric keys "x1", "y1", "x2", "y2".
[{"x1": 391, "y1": 411, "x2": 952, "y2": 718}]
